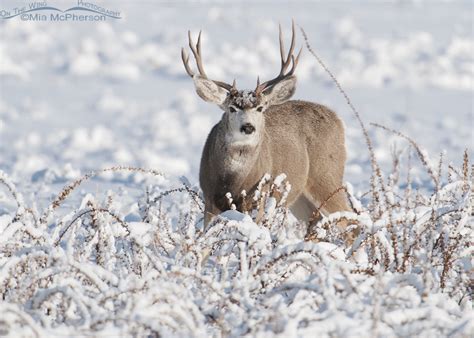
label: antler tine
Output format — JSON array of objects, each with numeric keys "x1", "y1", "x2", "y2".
[
  {"x1": 278, "y1": 23, "x2": 285, "y2": 68},
  {"x1": 255, "y1": 76, "x2": 262, "y2": 96},
  {"x1": 256, "y1": 21, "x2": 302, "y2": 94},
  {"x1": 196, "y1": 31, "x2": 202, "y2": 55},
  {"x1": 181, "y1": 48, "x2": 194, "y2": 77},
  {"x1": 182, "y1": 30, "x2": 234, "y2": 91},
  {"x1": 277, "y1": 20, "x2": 296, "y2": 76},
  {"x1": 188, "y1": 30, "x2": 207, "y2": 78},
  {"x1": 195, "y1": 31, "x2": 208, "y2": 77},
  {"x1": 285, "y1": 20, "x2": 296, "y2": 70},
  {"x1": 289, "y1": 47, "x2": 303, "y2": 74}
]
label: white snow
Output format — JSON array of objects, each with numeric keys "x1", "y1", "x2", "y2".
[{"x1": 0, "y1": 1, "x2": 472, "y2": 337}]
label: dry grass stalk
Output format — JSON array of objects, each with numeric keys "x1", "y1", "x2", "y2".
[
  {"x1": 370, "y1": 123, "x2": 440, "y2": 189},
  {"x1": 40, "y1": 166, "x2": 164, "y2": 224},
  {"x1": 299, "y1": 26, "x2": 386, "y2": 216}
]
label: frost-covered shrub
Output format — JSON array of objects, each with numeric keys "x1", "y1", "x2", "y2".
[{"x1": 0, "y1": 144, "x2": 472, "y2": 337}]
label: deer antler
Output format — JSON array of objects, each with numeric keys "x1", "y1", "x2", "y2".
[
  {"x1": 181, "y1": 31, "x2": 234, "y2": 92},
  {"x1": 255, "y1": 20, "x2": 302, "y2": 95}
]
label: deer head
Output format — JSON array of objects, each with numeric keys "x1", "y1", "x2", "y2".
[{"x1": 182, "y1": 21, "x2": 302, "y2": 146}]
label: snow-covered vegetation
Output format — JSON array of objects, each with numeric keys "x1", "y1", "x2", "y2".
[
  {"x1": 0, "y1": 1, "x2": 472, "y2": 337},
  {"x1": 0, "y1": 148, "x2": 472, "y2": 336}
]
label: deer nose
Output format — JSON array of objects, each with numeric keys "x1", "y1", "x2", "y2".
[{"x1": 240, "y1": 123, "x2": 255, "y2": 135}]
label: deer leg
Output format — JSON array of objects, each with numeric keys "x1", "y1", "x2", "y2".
[
  {"x1": 305, "y1": 175, "x2": 358, "y2": 243},
  {"x1": 307, "y1": 174, "x2": 350, "y2": 215},
  {"x1": 204, "y1": 202, "x2": 220, "y2": 231},
  {"x1": 290, "y1": 193, "x2": 319, "y2": 223},
  {"x1": 320, "y1": 190, "x2": 351, "y2": 215},
  {"x1": 204, "y1": 210, "x2": 214, "y2": 229}
]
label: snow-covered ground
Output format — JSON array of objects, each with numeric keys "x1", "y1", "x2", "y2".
[{"x1": 0, "y1": 1, "x2": 472, "y2": 337}]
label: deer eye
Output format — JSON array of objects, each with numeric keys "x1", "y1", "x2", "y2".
[
  {"x1": 229, "y1": 106, "x2": 237, "y2": 113},
  {"x1": 256, "y1": 106, "x2": 264, "y2": 112}
]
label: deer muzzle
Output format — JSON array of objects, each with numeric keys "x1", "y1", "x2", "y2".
[{"x1": 240, "y1": 123, "x2": 256, "y2": 135}]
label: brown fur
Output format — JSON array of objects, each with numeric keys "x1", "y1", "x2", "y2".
[{"x1": 200, "y1": 99, "x2": 351, "y2": 224}]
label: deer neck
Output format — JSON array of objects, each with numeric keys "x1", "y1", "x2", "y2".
[{"x1": 214, "y1": 126, "x2": 265, "y2": 196}]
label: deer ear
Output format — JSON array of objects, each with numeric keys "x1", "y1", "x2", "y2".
[
  {"x1": 265, "y1": 76, "x2": 297, "y2": 105},
  {"x1": 193, "y1": 76, "x2": 227, "y2": 105}
]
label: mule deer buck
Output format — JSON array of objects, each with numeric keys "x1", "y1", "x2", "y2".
[{"x1": 182, "y1": 22, "x2": 351, "y2": 230}]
